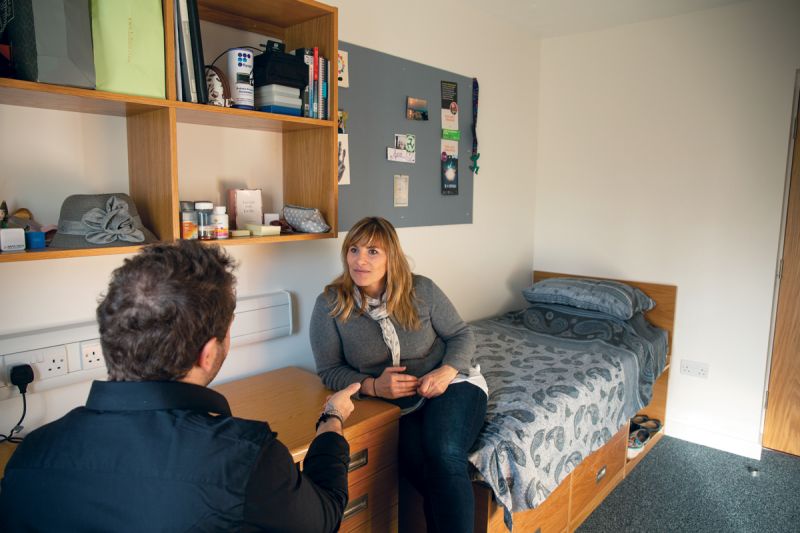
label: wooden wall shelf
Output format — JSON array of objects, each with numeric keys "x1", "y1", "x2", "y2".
[{"x1": 0, "y1": 0, "x2": 339, "y2": 262}]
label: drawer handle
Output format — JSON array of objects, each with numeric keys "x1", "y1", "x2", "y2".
[
  {"x1": 348, "y1": 449, "x2": 369, "y2": 472},
  {"x1": 596, "y1": 465, "x2": 607, "y2": 484},
  {"x1": 343, "y1": 494, "x2": 368, "y2": 521}
]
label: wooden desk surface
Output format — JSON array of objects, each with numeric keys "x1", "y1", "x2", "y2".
[
  {"x1": 213, "y1": 367, "x2": 400, "y2": 462},
  {"x1": 0, "y1": 368, "x2": 399, "y2": 476},
  {"x1": 0, "y1": 441, "x2": 17, "y2": 477}
]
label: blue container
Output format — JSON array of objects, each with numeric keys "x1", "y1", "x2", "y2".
[{"x1": 25, "y1": 231, "x2": 46, "y2": 249}]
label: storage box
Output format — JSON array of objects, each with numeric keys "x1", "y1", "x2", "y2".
[
  {"x1": 8, "y1": 0, "x2": 96, "y2": 88},
  {"x1": 0, "y1": 228, "x2": 26, "y2": 252}
]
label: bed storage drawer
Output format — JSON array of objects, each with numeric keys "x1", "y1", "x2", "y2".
[
  {"x1": 479, "y1": 472, "x2": 571, "y2": 533},
  {"x1": 569, "y1": 425, "x2": 627, "y2": 526}
]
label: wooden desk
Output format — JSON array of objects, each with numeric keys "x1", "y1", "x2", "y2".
[
  {"x1": 0, "y1": 368, "x2": 400, "y2": 532},
  {"x1": 0, "y1": 441, "x2": 17, "y2": 478},
  {"x1": 214, "y1": 367, "x2": 401, "y2": 532}
]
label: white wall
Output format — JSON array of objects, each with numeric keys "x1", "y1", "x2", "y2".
[
  {"x1": 0, "y1": 0, "x2": 538, "y2": 434},
  {"x1": 535, "y1": 0, "x2": 800, "y2": 458}
]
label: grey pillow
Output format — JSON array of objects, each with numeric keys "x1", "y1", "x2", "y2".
[{"x1": 522, "y1": 277, "x2": 655, "y2": 320}]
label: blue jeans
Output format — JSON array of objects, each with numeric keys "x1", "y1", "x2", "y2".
[{"x1": 399, "y1": 382, "x2": 488, "y2": 533}]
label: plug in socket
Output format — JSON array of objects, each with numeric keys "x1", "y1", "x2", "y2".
[{"x1": 3, "y1": 346, "x2": 68, "y2": 381}]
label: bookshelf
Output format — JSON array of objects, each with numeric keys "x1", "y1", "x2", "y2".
[{"x1": 0, "y1": 0, "x2": 338, "y2": 263}]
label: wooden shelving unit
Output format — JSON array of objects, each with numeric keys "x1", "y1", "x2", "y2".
[{"x1": 0, "y1": 0, "x2": 338, "y2": 263}]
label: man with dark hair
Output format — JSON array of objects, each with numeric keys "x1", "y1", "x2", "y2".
[{"x1": 0, "y1": 241, "x2": 360, "y2": 532}]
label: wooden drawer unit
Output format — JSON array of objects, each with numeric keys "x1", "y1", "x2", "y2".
[
  {"x1": 214, "y1": 368, "x2": 400, "y2": 533},
  {"x1": 569, "y1": 425, "x2": 627, "y2": 529},
  {"x1": 340, "y1": 421, "x2": 399, "y2": 532},
  {"x1": 346, "y1": 419, "x2": 398, "y2": 486},
  {"x1": 340, "y1": 464, "x2": 398, "y2": 532}
]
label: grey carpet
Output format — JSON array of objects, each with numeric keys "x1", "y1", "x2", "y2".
[{"x1": 578, "y1": 436, "x2": 800, "y2": 533}]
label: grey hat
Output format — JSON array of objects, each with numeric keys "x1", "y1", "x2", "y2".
[{"x1": 50, "y1": 193, "x2": 157, "y2": 249}]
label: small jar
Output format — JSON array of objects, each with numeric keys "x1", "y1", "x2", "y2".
[
  {"x1": 180, "y1": 209, "x2": 198, "y2": 240},
  {"x1": 194, "y1": 201, "x2": 215, "y2": 240},
  {"x1": 212, "y1": 206, "x2": 229, "y2": 239}
]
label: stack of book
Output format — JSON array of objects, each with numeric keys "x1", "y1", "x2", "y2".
[
  {"x1": 256, "y1": 85, "x2": 302, "y2": 116},
  {"x1": 290, "y1": 47, "x2": 330, "y2": 119},
  {"x1": 174, "y1": 0, "x2": 208, "y2": 104}
]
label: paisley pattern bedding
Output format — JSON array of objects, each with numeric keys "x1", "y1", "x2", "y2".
[{"x1": 467, "y1": 304, "x2": 668, "y2": 526}]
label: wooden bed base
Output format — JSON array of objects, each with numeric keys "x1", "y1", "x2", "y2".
[{"x1": 400, "y1": 271, "x2": 677, "y2": 533}]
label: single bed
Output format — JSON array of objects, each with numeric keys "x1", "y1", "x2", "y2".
[{"x1": 400, "y1": 271, "x2": 677, "y2": 533}]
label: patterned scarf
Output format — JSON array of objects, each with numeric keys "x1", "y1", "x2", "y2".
[{"x1": 354, "y1": 289, "x2": 401, "y2": 366}]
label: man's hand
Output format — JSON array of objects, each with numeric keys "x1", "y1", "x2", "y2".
[
  {"x1": 374, "y1": 366, "x2": 418, "y2": 399},
  {"x1": 417, "y1": 365, "x2": 458, "y2": 399},
  {"x1": 317, "y1": 382, "x2": 361, "y2": 435},
  {"x1": 325, "y1": 382, "x2": 361, "y2": 421}
]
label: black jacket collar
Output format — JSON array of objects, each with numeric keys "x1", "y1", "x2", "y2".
[{"x1": 85, "y1": 380, "x2": 232, "y2": 416}]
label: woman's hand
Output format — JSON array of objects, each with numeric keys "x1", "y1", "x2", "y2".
[
  {"x1": 374, "y1": 366, "x2": 418, "y2": 399},
  {"x1": 417, "y1": 365, "x2": 458, "y2": 399}
]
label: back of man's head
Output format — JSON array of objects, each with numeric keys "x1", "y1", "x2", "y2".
[{"x1": 97, "y1": 240, "x2": 237, "y2": 382}]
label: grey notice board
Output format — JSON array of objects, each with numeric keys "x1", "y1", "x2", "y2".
[{"x1": 337, "y1": 42, "x2": 474, "y2": 231}]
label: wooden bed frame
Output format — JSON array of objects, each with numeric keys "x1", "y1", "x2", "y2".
[{"x1": 401, "y1": 271, "x2": 678, "y2": 533}]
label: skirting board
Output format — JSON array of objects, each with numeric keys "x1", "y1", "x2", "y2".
[{"x1": 666, "y1": 419, "x2": 763, "y2": 460}]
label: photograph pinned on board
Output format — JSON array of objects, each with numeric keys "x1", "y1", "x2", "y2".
[
  {"x1": 406, "y1": 96, "x2": 429, "y2": 121},
  {"x1": 441, "y1": 138, "x2": 458, "y2": 195},
  {"x1": 394, "y1": 133, "x2": 416, "y2": 153},
  {"x1": 338, "y1": 133, "x2": 351, "y2": 185},
  {"x1": 337, "y1": 50, "x2": 349, "y2": 88},
  {"x1": 394, "y1": 175, "x2": 409, "y2": 207},
  {"x1": 337, "y1": 109, "x2": 348, "y2": 133},
  {"x1": 441, "y1": 80, "x2": 458, "y2": 132}
]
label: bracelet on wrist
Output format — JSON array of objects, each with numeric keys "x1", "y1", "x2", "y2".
[{"x1": 315, "y1": 409, "x2": 344, "y2": 430}]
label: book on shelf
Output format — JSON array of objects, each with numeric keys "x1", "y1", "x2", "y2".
[
  {"x1": 227, "y1": 189, "x2": 263, "y2": 231},
  {"x1": 256, "y1": 84, "x2": 301, "y2": 99},
  {"x1": 173, "y1": 0, "x2": 184, "y2": 100},
  {"x1": 255, "y1": 92, "x2": 302, "y2": 111},
  {"x1": 186, "y1": 0, "x2": 208, "y2": 104},
  {"x1": 313, "y1": 47, "x2": 319, "y2": 118},
  {"x1": 290, "y1": 47, "x2": 315, "y2": 118},
  {"x1": 258, "y1": 105, "x2": 302, "y2": 117},
  {"x1": 176, "y1": 0, "x2": 197, "y2": 102},
  {"x1": 318, "y1": 56, "x2": 327, "y2": 120},
  {"x1": 175, "y1": 0, "x2": 207, "y2": 103}
]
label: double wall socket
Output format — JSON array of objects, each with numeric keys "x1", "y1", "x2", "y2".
[
  {"x1": 2, "y1": 340, "x2": 105, "y2": 387},
  {"x1": 3, "y1": 345, "x2": 68, "y2": 382},
  {"x1": 680, "y1": 359, "x2": 709, "y2": 379}
]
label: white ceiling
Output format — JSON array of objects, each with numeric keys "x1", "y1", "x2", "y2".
[{"x1": 459, "y1": 0, "x2": 750, "y2": 38}]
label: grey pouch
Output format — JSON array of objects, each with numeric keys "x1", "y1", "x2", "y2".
[{"x1": 282, "y1": 204, "x2": 330, "y2": 233}]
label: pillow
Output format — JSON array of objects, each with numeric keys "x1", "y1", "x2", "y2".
[{"x1": 522, "y1": 277, "x2": 655, "y2": 320}]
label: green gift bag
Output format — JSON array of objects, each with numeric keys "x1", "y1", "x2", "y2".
[{"x1": 91, "y1": 0, "x2": 165, "y2": 98}]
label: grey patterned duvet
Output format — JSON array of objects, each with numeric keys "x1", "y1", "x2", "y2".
[{"x1": 468, "y1": 304, "x2": 668, "y2": 525}]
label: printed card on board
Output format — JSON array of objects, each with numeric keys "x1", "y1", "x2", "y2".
[{"x1": 440, "y1": 139, "x2": 458, "y2": 195}]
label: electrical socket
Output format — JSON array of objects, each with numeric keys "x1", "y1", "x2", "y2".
[
  {"x1": 680, "y1": 359, "x2": 709, "y2": 379},
  {"x1": 80, "y1": 340, "x2": 105, "y2": 370},
  {"x1": 3, "y1": 345, "x2": 68, "y2": 382}
]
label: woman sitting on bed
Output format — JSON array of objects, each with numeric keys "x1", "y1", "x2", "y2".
[{"x1": 310, "y1": 216, "x2": 488, "y2": 533}]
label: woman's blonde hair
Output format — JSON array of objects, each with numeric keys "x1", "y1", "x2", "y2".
[{"x1": 326, "y1": 217, "x2": 420, "y2": 330}]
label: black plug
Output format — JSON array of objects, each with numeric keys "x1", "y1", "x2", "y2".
[{"x1": 11, "y1": 364, "x2": 34, "y2": 394}]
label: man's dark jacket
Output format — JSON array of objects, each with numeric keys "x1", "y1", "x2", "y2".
[{"x1": 0, "y1": 380, "x2": 350, "y2": 532}]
